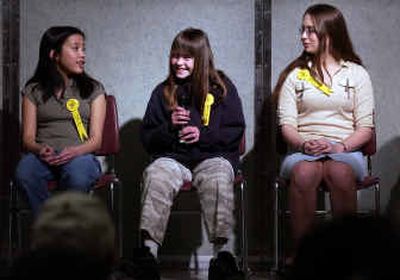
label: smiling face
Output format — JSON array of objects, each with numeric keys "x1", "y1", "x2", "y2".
[
  {"x1": 301, "y1": 14, "x2": 320, "y2": 54},
  {"x1": 170, "y1": 54, "x2": 195, "y2": 80},
  {"x1": 54, "y1": 34, "x2": 86, "y2": 78}
]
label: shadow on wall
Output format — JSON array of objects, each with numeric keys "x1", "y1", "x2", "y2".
[
  {"x1": 113, "y1": 118, "x2": 150, "y2": 259},
  {"x1": 239, "y1": 96, "x2": 276, "y2": 263}
]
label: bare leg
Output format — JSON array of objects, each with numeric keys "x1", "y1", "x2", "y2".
[
  {"x1": 288, "y1": 161, "x2": 323, "y2": 254},
  {"x1": 323, "y1": 160, "x2": 357, "y2": 216}
]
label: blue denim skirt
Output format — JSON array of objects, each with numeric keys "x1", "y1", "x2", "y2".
[{"x1": 280, "y1": 150, "x2": 367, "y2": 181}]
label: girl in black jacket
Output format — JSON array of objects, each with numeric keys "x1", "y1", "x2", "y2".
[{"x1": 139, "y1": 28, "x2": 245, "y2": 271}]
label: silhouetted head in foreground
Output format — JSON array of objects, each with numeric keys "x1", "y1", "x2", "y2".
[
  {"x1": 12, "y1": 191, "x2": 116, "y2": 280},
  {"x1": 289, "y1": 215, "x2": 400, "y2": 280}
]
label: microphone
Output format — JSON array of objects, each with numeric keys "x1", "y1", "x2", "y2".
[
  {"x1": 177, "y1": 88, "x2": 191, "y2": 109},
  {"x1": 176, "y1": 86, "x2": 192, "y2": 144}
]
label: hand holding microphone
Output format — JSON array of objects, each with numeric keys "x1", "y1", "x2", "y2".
[
  {"x1": 171, "y1": 106, "x2": 190, "y2": 127},
  {"x1": 171, "y1": 90, "x2": 191, "y2": 127},
  {"x1": 172, "y1": 90, "x2": 199, "y2": 143}
]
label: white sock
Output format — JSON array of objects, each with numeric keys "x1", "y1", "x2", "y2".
[{"x1": 144, "y1": 239, "x2": 159, "y2": 259}]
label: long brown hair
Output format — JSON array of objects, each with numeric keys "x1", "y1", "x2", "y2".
[
  {"x1": 272, "y1": 4, "x2": 362, "y2": 104},
  {"x1": 164, "y1": 28, "x2": 226, "y2": 110}
]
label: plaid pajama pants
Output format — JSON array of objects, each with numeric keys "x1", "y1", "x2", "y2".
[{"x1": 140, "y1": 157, "x2": 235, "y2": 245}]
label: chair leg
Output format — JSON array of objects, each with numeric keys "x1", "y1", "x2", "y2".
[
  {"x1": 8, "y1": 180, "x2": 16, "y2": 263},
  {"x1": 8, "y1": 179, "x2": 26, "y2": 259},
  {"x1": 15, "y1": 187, "x2": 25, "y2": 253},
  {"x1": 273, "y1": 179, "x2": 280, "y2": 272},
  {"x1": 374, "y1": 183, "x2": 381, "y2": 216},
  {"x1": 109, "y1": 179, "x2": 123, "y2": 258},
  {"x1": 239, "y1": 179, "x2": 249, "y2": 276}
]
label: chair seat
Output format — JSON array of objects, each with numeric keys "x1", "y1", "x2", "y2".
[
  {"x1": 180, "y1": 181, "x2": 193, "y2": 191},
  {"x1": 46, "y1": 173, "x2": 119, "y2": 191},
  {"x1": 357, "y1": 175, "x2": 380, "y2": 190},
  {"x1": 94, "y1": 173, "x2": 119, "y2": 190}
]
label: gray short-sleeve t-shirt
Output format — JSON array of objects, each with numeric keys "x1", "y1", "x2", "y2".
[{"x1": 23, "y1": 81, "x2": 105, "y2": 151}]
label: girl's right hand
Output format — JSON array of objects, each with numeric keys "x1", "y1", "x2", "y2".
[
  {"x1": 39, "y1": 144, "x2": 56, "y2": 164},
  {"x1": 171, "y1": 106, "x2": 190, "y2": 127},
  {"x1": 303, "y1": 139, "x2": 329, "y2": 156}
]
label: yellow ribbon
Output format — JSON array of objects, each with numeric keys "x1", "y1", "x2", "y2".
[
  {"x1": 66, "y1": 98, "x2": 88, "y2": 142},
  {"x1": 297, "y1": 69, "x2": 332, "y2": 96},
  {"x1": 202, "y1": 93, "x2": 214, "y2": 126}
]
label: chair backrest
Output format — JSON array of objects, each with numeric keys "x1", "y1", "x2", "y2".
[{"x1": 95, "y1": 95, "x2": 120, "y2": 156}]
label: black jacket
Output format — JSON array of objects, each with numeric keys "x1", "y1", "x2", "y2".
[{"x1": 140, "y1": 75, "x2": 245, "y2": 171}]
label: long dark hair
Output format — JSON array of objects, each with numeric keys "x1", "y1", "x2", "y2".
[
  {"x1": 164, "y1": 27, "x2": 227, "y2": 110},
  {"x1": 272, "y1": 4, "x2": 362, "y2": 104},
  {"x1": 26, "y1": 26, "x2": 96, "y2": 101}
]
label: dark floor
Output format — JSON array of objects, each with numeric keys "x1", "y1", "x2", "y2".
[
  {"x1": 160, "y1": 268, "x2": 275, "y2": 280},
  {"x1": 1, "y1": 252, "x2": 278, "y2": 280},
  {"x1": 158, "y1": 255, "x2": 276, "y2": 280},
  {"x1": 0, "y1": 261, "x2": 277, "y2": 280}
]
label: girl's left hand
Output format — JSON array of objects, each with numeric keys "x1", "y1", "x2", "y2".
[
  {"x1": 179, "y1": 126, "x2": 200, "y2": 144},
  {"x1": 303, "y1": 139, "x2": 330, "y2": 155},
  {"x1": 316, "y1": 138, "x2": 346, "y2": 154},
  {"x1": 48, "y1": 146, "x2": 81, "y2": 166}
]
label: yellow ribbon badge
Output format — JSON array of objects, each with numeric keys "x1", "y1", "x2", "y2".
[
  {"x1": 202, "y1": 93, "x2": 214, "y2": 126},
  {"x1": 297, "y1": 69, "x2": 332, "y2": 96},
  {"x1": 66, "y1": 98, "x2": 88, "y2": 142}
]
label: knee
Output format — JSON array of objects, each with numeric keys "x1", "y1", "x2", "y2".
[
  {"x1": 198, "y1": 158, "x2": 234, "y2": 182},
  {"x1": 291, "y1": 163, "x2": 322, "y2": 191},
  {"x1": 62, "y1": 172, "x2": 95, "y2": 191},
  {"x1": 324, "y1": 163, "x2": 356, "y2": 191},
  {"x1": 15, "y1": 164, "x2": 29, "y2": 184},
  {"x1": 62, "y1": 159, "x2": 100, "y2": 190},
  {"x1": 15, "y1": 156, "x2": 38, "y2": 185},
  {"x1": 324, "y1": 163, "x2": 355, "y2": 183},
  {"x1": 144, "y1": 163, "x2": 171, "y2": 181},
  {"x1": 211, "y1": 166, "x2": 234, "y2": 184},
  {"x1": 66, "y1": 155, "x2": 100, "y2": 173},
  {"x1": 143, "y1": 158, "x2": 185, "y2": 188}
]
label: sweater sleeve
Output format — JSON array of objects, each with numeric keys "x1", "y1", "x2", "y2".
[
  {"x1": 353, "y1": 65, "x2": 375, "y2": 128},
  {"x1": 140, "y1": 84, "x2": 177, "y2": 154},
  {"x1": 198, "y1": 78, "x2": 245, "y2": 152},
  {"x1": 278, "y1": 69, "x2": 298, "y2": 129}
]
